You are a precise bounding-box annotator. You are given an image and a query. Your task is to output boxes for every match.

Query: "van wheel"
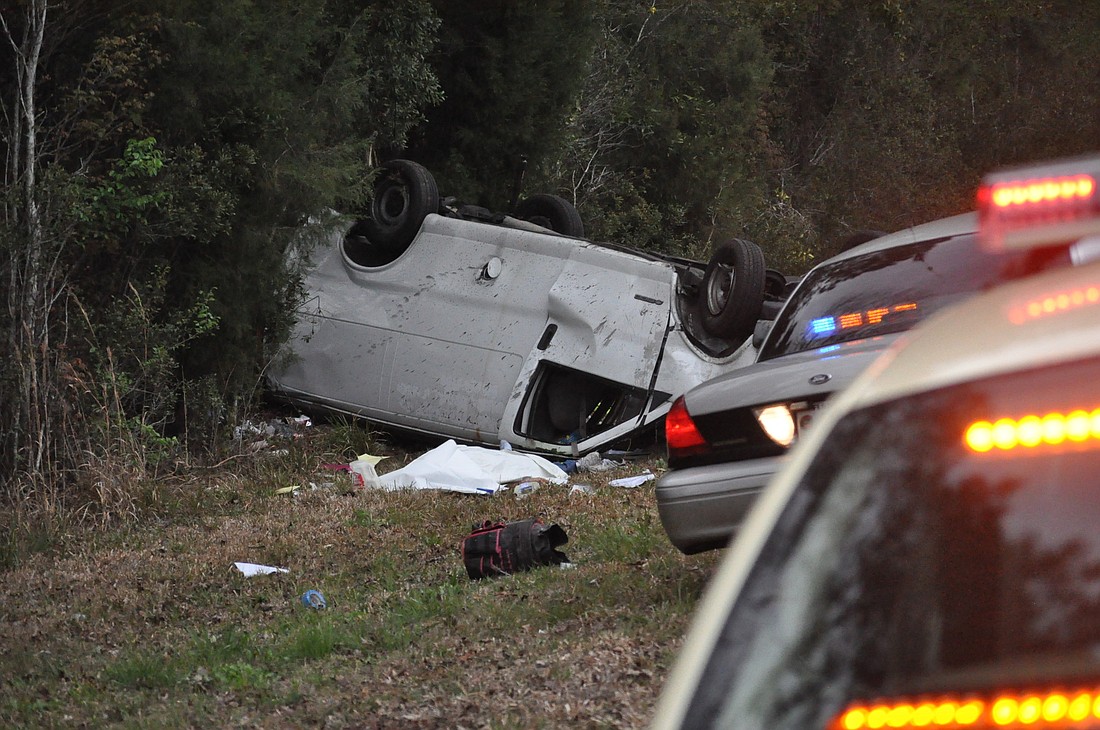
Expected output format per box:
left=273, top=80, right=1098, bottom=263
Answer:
left=515, top=194, right=585, bottom=237
left=360, top=159, right=440, bottom=254
left=764, top=268, right=790, bottom=300
left=699, top=239, right=766, bottom=342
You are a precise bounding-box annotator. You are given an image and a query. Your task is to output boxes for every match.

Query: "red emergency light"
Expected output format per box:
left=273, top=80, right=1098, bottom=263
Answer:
left=978, top=154, right=1100, bottom=250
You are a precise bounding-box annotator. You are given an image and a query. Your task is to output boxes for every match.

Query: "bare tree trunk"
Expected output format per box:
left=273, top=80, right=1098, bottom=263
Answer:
left=2, top=0, right=55, bottom=489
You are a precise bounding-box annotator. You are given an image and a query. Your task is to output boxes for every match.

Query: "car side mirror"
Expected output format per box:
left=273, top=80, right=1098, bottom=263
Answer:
left=1071, top=236, right=1100, bottom=265
left=752, top=320, right=771, bottom=349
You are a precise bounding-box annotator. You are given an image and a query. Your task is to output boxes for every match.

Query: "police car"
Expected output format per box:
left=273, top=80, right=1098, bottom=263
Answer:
left=651, top=153, right=1100, bottom=730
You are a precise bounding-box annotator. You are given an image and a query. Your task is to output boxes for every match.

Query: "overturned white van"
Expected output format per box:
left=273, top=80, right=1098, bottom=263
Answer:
left=267, top=160, right=787, bottom=456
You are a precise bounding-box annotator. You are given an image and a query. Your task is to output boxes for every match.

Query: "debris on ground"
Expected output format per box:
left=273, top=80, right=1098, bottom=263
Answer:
left=233, top=562, right=289, bottom=577
left=558, top=450, right=637, bottom=473
left=608, top=470, right=656, bottom=488
left=461, top=519, right=570, bottom=579
left=349, top=458, right=380, bottom=488
left=233, top=414, right=313, bottom=452
left=512, top=480, right=541, bottom=499
left=300, top=590, right=327, bottom=609
left=576, top=451, right=625, bottom=472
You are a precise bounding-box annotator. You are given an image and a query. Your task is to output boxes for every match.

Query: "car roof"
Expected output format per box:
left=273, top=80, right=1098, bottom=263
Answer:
left=823, top=211, right=978, bottom=265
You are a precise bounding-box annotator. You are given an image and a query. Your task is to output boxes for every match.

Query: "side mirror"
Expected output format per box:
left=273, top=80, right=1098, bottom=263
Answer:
left=752, top=320, right=772, bottom=349
left=1071, top=236, right=1100, bottom=265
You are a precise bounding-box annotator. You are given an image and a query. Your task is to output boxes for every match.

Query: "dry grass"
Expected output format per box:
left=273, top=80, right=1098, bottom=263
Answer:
left=0, top=421, right=720, bottom=728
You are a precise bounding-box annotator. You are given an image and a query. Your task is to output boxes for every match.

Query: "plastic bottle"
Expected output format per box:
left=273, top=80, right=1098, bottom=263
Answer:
left=300, top=590, right=327, bottom=609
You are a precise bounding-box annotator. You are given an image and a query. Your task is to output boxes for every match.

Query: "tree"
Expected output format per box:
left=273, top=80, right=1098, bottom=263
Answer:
left=135, top=0, right=442, bottom=411
left=752, top=0, right=1100, bottom=261
left=0, top=0, right=444, bottom=506
left=0, top=1, right=147, bottom=494
left=552, top=1, right=773, bottom=260
left=407, top=0, right=598, bottom=208
left=1, top=0, right=52, bottom=489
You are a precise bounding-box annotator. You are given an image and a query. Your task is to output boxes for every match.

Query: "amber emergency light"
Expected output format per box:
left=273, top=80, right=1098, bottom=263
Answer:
left=831, top=687, right=1100, bottom=729
left=964, top=407, right=1100, bottom=453
left=978, top=154, right=1100, bottom=251
left=1008, top=284, right=1100, bottom=324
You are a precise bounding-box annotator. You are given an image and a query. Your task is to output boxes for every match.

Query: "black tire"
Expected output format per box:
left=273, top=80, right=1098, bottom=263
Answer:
left=514, top=194, right=585, bottom=237
left=360, top=159, right=439, bottom=254
left=699, top=238, right=767, bottom=341
left=764, top=268, right=789, bottom=300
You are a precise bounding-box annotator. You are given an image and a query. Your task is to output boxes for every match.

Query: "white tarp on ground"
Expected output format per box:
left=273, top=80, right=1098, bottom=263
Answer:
left=373, top=439, right=568, bottom=495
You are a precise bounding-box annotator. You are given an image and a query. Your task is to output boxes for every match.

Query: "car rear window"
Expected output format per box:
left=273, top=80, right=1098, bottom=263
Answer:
left=681, top=355, right=1100, bottom=730
left=758, top=233, right=1071, bottom=361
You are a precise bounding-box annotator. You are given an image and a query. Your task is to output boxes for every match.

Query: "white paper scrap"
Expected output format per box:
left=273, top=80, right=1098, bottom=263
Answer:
left=608, top=470, right=655, bottom=489
left=234, top=562, right=289, bottom=577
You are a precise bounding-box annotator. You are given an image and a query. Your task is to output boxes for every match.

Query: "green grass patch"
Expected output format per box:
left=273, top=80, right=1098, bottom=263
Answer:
left=106, top=650, right=184, bottom=690
left=281, top=617, right=357, bottom=661
left=0, top=428, right=719, bottom=728
left=210, top=661, right=276, bottom=691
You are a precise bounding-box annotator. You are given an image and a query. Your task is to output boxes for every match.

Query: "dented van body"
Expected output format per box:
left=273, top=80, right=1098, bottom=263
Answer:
left=267, top=206, right=777, bottom=456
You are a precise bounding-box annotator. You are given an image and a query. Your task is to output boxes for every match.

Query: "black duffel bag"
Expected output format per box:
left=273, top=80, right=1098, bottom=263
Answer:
left=461, top=519, right=570, bottom=580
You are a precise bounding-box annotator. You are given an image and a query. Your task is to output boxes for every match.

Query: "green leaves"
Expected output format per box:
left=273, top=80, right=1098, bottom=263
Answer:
left=555, top=1, right=772, bottom=257
left=82, top=137, right=167, bottom=227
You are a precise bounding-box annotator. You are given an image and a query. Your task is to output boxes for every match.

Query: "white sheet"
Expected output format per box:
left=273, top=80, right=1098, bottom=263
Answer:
left=374, top=440, right=568, bottom=495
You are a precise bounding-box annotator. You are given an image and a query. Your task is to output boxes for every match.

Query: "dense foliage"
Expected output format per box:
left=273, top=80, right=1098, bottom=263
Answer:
left=2, top=0, right=1099, bottom=511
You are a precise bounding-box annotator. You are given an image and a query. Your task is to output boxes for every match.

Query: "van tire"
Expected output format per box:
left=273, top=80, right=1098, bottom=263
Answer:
left=361, top=159, right=440, bottom=255
left=515, top=194, right=585, bottom=237
left=699, top=238, right=766, bottom=342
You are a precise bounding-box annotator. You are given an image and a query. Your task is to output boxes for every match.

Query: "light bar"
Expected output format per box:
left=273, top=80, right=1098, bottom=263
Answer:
left=978, top=153, right=1100, bottom=250
left=964, top=407, right=1100, bottom=452
left=987, top=175, right=1095, bottom=210
left=831, top=687, right=1100, bottom=729
left=807, top=303, right=918, bottom=338
left=1008, top=283, right=1100, bottom=324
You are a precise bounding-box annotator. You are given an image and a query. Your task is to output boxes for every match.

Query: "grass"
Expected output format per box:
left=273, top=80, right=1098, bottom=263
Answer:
left=0, top=419, right=720, bottom=728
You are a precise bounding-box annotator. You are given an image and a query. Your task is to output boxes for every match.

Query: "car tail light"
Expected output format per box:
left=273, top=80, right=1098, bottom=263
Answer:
left=830, top=687, right=1100, bottom=729
left=664, top=396, right=707, bottom=458
left=978, top=154, right=1100, bottom=250
left=964, top=407, right=1100, bottom=453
